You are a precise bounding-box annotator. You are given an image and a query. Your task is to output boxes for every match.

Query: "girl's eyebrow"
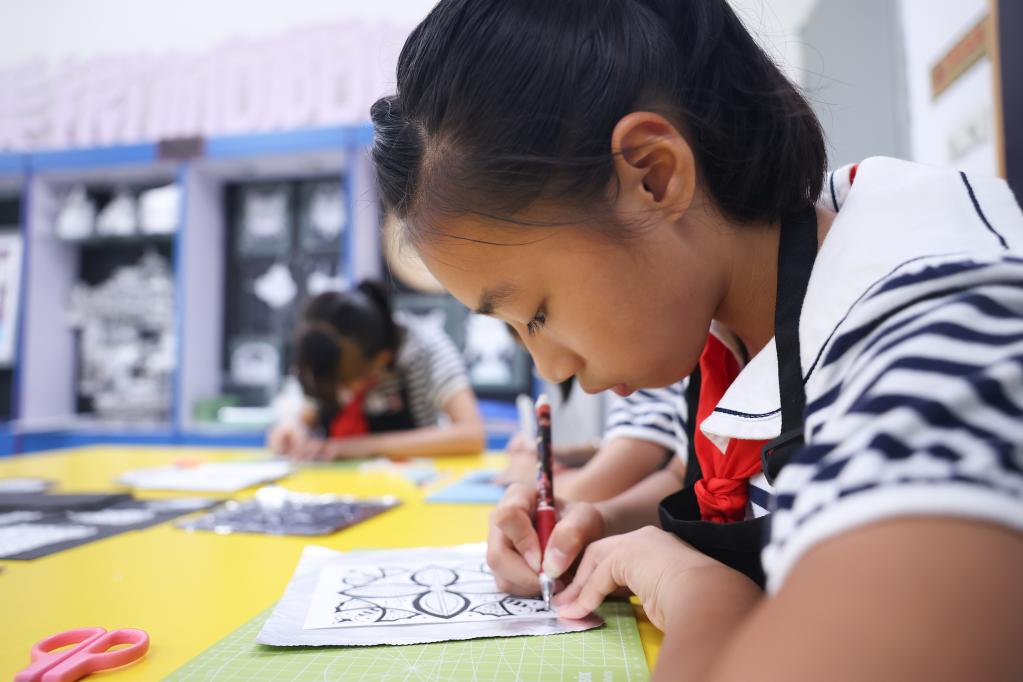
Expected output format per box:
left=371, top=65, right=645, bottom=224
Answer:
left=475, top=283, right=519, bottom=315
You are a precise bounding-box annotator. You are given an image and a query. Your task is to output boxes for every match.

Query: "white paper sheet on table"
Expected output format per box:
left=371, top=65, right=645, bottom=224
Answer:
left=118, top=461, right=293, bottom=492
left=0, top=477, right=53, bottom=494
left=258, top=543, right=603, bottom=647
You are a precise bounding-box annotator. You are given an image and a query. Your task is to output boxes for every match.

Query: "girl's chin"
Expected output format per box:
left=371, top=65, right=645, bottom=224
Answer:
left=612, top=383, right=633, bottom=397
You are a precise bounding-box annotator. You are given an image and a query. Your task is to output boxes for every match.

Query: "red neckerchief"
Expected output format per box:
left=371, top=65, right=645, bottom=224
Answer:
left=692, top=334, right=769, bottom=523
left=329, top=387, right=371, bottom=439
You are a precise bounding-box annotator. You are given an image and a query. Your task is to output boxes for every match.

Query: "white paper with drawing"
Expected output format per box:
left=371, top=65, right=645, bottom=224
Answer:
left=257, top=543, right=601, bottom=647
left=304, top=557, right=556, bottom=630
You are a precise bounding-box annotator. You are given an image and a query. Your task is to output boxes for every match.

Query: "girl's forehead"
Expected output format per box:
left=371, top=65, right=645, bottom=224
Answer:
left=416, top=219, right=550, bottom=279
left=415, top=211, right=630, bottom=305
left=418, top=242, right=521, bottom=311
left=418, top=213, right=606, bottom=267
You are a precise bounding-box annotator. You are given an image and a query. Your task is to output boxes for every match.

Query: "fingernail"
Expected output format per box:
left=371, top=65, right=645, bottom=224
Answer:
left=542, top=548, right=567, bottom=578
left=524, top=549, right=540, bottom=573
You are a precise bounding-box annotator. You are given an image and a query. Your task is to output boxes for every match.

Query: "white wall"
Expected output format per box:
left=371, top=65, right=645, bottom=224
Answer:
left=0, top=0, right=815, bottom=80
left=729, top=0, right=819, bottom=85
left=899, top=0, right=998, bottom=176
left=0, top=0, right=437, bottom=68
left=798, top=0, right=911, bottom=167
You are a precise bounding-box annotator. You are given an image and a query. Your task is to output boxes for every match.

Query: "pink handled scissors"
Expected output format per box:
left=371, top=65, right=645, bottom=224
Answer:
left=15, top=627, right=149, bottom=682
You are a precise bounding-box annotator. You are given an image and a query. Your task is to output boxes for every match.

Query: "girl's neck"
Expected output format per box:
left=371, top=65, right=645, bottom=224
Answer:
left=715, top=206, right=836, bottom=359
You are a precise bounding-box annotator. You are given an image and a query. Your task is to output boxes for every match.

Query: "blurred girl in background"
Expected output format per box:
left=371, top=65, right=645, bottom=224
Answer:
left=268, top=280, right=485, bottom=460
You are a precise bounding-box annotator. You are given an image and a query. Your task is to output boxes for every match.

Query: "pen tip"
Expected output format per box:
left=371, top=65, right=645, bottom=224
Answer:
left=536, top=393, right=550, bottom=409
left=539, top=572, right=553, bottom=610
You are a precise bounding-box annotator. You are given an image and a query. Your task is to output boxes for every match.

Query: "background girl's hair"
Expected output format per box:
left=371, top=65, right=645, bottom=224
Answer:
left=293, top=279, right=399, bottom=400
left=295, top=325, right=344, bottom=406
left=371, top=0, right=826, bottom=236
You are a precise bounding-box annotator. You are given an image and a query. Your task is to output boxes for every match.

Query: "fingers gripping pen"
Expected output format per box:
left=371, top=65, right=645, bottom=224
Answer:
left=534, top=394, right=556, bottom=609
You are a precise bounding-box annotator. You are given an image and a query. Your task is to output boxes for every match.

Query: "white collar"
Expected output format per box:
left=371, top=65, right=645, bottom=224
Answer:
left=701, top=157, right=1023, bottom=445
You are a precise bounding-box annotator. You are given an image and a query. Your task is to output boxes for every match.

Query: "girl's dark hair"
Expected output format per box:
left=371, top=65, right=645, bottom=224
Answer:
left=294, top=280, right=399, bottom=403
left=371, top=0, right=826, bottom=237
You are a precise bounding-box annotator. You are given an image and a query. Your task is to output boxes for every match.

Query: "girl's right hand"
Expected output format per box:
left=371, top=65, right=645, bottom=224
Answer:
left=486, top=482, right=605, bottom=596
left=267, top=422, right=308, bottom=455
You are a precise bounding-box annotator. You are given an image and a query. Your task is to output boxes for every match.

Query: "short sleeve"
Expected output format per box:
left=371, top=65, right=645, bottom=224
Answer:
left=392, top=316, right=472, bottom=428
left=603, top=382, right=688, bottom=460
left=422, top=325, right=472, bottom=410
left=763, top=262, right=1023, bottom=592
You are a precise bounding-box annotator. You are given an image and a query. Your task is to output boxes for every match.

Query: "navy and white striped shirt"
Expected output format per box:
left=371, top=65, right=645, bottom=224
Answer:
left=604, top=382, right=687, bottom=455
left=699, top=157, right=1023, bottom=592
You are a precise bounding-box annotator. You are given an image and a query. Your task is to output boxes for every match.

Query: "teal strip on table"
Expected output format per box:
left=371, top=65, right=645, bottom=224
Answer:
left=426, top=470, right=506, bottom=504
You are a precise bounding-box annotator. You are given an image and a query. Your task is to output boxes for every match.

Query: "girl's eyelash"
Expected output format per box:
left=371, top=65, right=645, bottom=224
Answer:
left=526, top=307, right=547, bottom=337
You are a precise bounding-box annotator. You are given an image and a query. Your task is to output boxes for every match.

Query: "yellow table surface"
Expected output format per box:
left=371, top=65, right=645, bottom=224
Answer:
left=0, top=446, right=662, bottom=679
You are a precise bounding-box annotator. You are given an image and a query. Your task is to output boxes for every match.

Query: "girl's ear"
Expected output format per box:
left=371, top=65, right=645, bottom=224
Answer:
left=610, top=112, right=697, bottom=225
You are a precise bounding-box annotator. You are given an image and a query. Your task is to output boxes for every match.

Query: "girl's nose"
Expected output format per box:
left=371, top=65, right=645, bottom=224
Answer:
left=527, top=338, right=583, bottom=385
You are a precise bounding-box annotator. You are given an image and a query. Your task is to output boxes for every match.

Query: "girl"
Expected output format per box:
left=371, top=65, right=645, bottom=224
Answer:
left=370, top=1, right=1023, bottom=679
left=268, top=280, right=486, bottom=459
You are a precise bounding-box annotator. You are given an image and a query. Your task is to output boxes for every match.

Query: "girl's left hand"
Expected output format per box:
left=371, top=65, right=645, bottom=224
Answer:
left=320, top=436, right=379, bottom=460
left=554, top=526, right=752, bottom=631
left=286, top=437, right=326, bottom=460
left=288, top=436, right=377, bottom=461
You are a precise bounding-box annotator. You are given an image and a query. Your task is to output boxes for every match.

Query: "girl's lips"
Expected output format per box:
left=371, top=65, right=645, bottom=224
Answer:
left=612, top=383, right=633, bottom=397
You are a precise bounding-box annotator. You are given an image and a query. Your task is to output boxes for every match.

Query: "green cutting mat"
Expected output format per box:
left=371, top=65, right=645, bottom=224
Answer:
left=166, top=601, right=649, bottom=682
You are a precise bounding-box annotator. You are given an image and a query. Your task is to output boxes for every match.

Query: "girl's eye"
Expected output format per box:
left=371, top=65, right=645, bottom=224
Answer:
left=526, top=307, right=547, bottom=337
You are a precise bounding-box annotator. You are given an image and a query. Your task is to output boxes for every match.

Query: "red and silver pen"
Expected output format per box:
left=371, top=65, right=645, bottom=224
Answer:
left=534, top=394, right=556, bottom=609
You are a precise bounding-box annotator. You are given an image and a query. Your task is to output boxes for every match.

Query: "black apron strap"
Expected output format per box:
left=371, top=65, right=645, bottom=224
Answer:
left=760, top=204, right=818, bottom=485
left=682, top=366, right=702, bottom=489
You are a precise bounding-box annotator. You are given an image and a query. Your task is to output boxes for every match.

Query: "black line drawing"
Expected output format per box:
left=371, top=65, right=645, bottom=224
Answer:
left=328, top=561, right=551, bottom=626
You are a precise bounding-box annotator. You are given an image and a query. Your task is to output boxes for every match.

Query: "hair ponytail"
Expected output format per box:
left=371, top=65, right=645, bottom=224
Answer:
left=295, top=325, right=343, bottom=408
left=370, top=96, right=425, bottom=218
left=355, top=279, right=399, bottom=354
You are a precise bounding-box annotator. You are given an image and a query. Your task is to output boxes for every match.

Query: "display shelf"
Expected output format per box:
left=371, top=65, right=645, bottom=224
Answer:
left=1, top=127, right=523, bottom=455
left=29, top=143, right=158, bottom=173
left=19, top=153, right=181, bottom=434
left=0, top=155, right=28, bottom=439
left=0, top=152, right=27, bottom=178
left=0, top=423, right=13, bottom=456
left=176, top=125, right=379, bottom=434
